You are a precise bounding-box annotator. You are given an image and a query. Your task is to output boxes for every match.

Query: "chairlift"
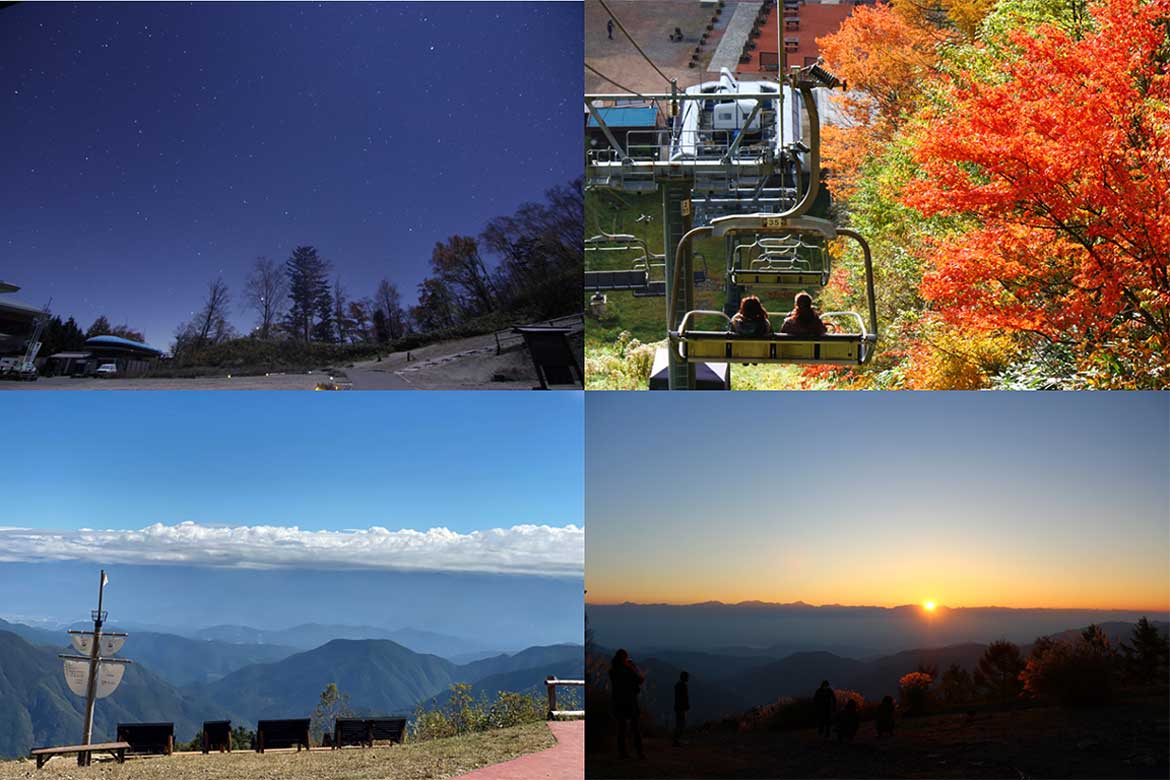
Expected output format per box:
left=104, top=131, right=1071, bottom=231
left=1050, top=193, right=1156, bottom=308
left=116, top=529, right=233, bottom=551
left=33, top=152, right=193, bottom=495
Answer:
left=729, top=235, right=830, bottom=289
left=668, top=214, right=878, bottom=367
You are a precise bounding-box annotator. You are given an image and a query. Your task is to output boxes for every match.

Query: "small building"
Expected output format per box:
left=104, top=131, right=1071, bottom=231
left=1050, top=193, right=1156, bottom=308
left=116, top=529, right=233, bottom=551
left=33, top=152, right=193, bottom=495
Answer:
left=0, top=282, right=41, bottom=357
left=586, top=105, right=663, bottom=156
left=47, top=335, right=164, bottom=378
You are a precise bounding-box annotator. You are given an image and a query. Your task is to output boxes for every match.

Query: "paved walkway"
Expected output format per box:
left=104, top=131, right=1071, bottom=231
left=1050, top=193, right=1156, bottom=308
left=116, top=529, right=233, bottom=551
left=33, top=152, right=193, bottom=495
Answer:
left=708, top=2, right=756, bottom=72
left=455, top=721, right=583, bottom=780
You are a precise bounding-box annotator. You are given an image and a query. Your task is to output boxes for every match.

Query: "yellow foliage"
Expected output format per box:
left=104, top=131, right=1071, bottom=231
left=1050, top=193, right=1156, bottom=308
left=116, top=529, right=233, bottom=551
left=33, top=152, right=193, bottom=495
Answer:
left=906, top=320, right=1023, bottom=389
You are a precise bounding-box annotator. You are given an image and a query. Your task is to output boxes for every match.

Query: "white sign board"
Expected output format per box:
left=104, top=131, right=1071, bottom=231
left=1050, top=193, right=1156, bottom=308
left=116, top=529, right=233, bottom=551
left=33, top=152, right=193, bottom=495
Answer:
left=69, top=633, right=126, bottom=656
left=61, top=659, right=127, bottom=699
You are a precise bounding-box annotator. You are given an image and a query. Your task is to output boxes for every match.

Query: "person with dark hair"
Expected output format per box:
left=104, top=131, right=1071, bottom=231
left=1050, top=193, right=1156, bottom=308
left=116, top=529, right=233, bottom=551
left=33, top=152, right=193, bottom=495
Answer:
left=836, top=698, right=859, bottom=742
left=730, top=295, right=771, bottom=337
left=779, top=291, right=828, bottom=336
left=813, top=680, right=836, bottom=739
left=875, top=695, right=896, bottom=737
left=673, top=671, right=690, bottom=746
left=607, top=18, right=614, bottom=39
left=609, top=649, right=645, bottom=759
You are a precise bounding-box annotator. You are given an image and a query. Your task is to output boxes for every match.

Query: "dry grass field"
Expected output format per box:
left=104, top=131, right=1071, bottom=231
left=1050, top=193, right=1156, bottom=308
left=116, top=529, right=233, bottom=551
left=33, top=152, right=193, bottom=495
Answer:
left=0, top=723, right=555, bottom=780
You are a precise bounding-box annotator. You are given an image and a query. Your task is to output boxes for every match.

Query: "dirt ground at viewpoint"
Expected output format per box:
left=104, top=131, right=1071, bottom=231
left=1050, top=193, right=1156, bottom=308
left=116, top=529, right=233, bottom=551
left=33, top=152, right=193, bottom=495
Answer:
left=587, top=696, right=1170, bottom=779
left=0, top=722, right=554, bottom=780
left=3, top=321, right=584, bottom=391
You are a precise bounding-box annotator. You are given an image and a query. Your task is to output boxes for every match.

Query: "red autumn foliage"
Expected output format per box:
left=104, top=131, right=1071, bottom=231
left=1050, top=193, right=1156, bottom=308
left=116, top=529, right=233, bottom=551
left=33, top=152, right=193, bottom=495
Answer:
left=901, top=0, right=1170, bottom=376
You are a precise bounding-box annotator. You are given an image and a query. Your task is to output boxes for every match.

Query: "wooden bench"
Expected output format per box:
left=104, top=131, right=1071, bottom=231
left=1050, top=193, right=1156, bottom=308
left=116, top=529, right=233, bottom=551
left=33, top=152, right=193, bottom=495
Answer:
left=368, top=717, right=406, bottom=744
left=116, top=722, right=174, bottom=755
left=255, top=719, right=311, bottom=753
left=201, top=720, right=232, bottom=753
left=333, top=717, right=407, bottom=748
left=30, top=741, right=129, bottom=769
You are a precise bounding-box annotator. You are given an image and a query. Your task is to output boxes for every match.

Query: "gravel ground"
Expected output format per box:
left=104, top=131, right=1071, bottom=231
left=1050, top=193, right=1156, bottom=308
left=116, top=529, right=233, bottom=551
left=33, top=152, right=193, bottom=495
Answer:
left=0, top=723, right=555, bottom=780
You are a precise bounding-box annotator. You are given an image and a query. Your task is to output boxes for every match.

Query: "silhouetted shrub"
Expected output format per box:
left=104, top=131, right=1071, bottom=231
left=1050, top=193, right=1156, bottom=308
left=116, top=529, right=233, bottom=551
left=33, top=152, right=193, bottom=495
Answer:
left=898, top=671, right=934, bottom=715
left=1021, top=633, right=1116, bottom=708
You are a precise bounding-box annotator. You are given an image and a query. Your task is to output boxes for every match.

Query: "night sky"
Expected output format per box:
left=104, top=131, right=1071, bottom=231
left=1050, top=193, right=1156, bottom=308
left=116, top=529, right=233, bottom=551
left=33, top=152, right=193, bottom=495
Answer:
left=1, top=2, right=582, bottom=348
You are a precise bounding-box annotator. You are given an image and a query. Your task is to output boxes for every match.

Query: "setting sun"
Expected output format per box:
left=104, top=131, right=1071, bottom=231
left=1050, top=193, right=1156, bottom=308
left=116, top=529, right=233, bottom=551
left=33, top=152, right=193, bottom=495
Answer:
left=924, top=600, right=937, bottom=612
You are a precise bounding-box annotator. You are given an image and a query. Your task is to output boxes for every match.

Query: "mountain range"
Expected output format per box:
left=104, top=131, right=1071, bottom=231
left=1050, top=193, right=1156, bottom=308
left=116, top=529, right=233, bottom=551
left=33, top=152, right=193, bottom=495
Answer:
left=587, top=601, right=1170, bottom=654
left=0, top=619, right=582, bottom=758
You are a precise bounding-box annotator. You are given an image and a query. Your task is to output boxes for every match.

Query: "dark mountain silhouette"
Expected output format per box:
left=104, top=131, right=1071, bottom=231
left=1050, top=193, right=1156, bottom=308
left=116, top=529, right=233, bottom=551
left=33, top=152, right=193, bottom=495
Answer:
left=588, top=602, right=1169, bottom=655
left=0, top=631, right=226, bottom=758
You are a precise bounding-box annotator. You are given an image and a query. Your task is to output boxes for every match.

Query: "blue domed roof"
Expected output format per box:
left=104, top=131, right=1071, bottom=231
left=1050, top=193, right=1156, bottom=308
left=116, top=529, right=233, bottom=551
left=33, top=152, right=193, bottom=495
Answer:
left=85, top=334, right=164, bottom=355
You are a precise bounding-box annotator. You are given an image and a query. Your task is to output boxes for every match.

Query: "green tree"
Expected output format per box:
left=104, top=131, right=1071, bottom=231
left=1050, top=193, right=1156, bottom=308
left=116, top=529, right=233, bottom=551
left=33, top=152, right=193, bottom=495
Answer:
left=310, top=683, right=352, bottom=743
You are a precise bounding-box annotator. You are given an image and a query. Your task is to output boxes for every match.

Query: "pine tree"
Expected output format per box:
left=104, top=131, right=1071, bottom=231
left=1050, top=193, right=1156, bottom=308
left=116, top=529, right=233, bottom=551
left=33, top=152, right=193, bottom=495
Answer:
left=284, top=246, right=330, bottom=342
left=1120, top=617, right=1170, bottom=686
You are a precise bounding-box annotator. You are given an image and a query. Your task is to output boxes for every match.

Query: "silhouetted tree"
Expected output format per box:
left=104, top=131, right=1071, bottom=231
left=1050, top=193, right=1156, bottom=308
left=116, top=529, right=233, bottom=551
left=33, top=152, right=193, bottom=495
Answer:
left=975, top=640, right=1024, bottom=705
left=939, top=663, right=974, bottom=705
left=430, top=235, right=496, bottom=316
left=85, top=315, right=112, bottom=338
left=1120, top=617, right=1170, bottom=686
left=374, top=279, right=407, bottom=340
left=332, top=277, right=356, bottom=344
left=371, top=308, right=390, bottom=345
left=174, top=278, right=235, bottom=354
left=284, top=245, right=331, bottom=342
left=412, top=277, right=460, bottom=332
left=243, top=256, right=287, bottom=339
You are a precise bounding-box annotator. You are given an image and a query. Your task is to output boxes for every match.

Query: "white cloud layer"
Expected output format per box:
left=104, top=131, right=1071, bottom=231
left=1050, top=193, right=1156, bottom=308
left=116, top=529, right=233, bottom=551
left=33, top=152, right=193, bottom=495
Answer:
left=0, top=522, right=584, bottom=577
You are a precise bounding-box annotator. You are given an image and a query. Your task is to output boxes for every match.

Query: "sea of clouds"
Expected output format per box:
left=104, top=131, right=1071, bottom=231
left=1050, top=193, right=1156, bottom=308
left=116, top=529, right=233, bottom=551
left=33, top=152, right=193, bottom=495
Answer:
left=0, top=521, right=584, bottom=576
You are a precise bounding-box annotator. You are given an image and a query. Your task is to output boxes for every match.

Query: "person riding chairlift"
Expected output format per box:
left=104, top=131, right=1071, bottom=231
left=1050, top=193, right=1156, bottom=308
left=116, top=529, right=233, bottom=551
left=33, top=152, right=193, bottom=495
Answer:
left=729, top=295, right=771, bottom=337
left=779, top=291, right=828, bottom=336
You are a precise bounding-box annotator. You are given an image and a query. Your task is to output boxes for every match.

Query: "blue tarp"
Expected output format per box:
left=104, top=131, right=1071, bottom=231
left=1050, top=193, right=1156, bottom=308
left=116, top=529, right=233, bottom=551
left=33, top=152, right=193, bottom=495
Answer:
left=587, top=106, right=660, bottom=128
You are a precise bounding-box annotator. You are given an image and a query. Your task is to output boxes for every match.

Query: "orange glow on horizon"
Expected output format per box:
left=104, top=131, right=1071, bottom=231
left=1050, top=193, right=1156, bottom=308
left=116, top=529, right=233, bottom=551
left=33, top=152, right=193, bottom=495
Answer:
left=923, top=600, right=937, bottom=612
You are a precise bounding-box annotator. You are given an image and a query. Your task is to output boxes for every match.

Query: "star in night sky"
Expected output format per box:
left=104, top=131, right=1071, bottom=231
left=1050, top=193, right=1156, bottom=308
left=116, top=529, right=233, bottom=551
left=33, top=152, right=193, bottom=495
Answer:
left=1, top=2, right=582, bottom=347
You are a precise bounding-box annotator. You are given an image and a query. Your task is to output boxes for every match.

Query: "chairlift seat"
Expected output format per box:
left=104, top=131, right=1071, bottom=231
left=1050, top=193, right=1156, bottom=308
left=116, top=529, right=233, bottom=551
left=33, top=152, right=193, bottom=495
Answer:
left=584, top=269, right=650, bottom=292
left=673, top=310, right=875, bottom=365
left=729, top=269, right=827, bottom=289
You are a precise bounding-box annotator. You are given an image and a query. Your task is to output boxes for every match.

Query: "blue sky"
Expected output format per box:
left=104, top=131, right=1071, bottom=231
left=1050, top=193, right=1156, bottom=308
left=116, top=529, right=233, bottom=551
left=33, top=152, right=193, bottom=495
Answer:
left=3, top=391, right=583, bottom=532
left=586, top=391, right=1170, bottom=609
left=0, top=2, right=581, bottom=347
left=0, top=392, right=584, bottom=579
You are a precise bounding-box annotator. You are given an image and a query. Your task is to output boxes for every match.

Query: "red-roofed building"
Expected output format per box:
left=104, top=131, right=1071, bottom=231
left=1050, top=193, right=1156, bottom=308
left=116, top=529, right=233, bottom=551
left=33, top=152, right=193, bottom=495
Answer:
left=738, top=1, right=858, bottom=74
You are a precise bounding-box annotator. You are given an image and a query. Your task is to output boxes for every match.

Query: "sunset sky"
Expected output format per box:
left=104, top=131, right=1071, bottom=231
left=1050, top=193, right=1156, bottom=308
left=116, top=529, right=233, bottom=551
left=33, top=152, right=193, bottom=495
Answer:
left=586, top=392, right=1169, bottom=611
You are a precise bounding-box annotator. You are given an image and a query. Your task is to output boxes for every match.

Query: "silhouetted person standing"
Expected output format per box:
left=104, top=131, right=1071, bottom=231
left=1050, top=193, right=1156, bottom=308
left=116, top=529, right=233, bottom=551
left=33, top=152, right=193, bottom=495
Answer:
left=875, top=695, right=895, bottom=738
left=673, top=671, right=690, bottom=746
left=836, top=699, right=859, bottom=742
left=813, top=680, right=836, bottom=739
left=607, top=18, right=614, bottom=39
left=610, top=649, right=645, bottom=759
